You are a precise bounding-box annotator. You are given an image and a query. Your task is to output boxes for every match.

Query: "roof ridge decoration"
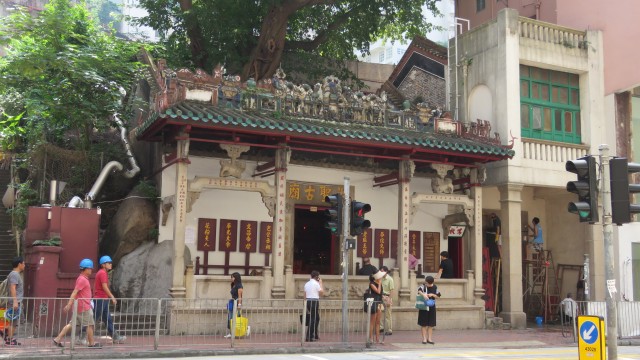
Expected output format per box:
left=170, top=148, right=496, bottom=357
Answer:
left=138, top=50, right=513, bottom=150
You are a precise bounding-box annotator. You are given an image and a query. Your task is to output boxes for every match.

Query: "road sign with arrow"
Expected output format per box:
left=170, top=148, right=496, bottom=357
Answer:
left=578, top=315, right=605, bottom=359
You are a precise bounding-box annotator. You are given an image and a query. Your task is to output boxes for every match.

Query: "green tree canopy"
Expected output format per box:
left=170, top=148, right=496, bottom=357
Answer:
left=0, top=0, right=145, bottom=152
left=137, top=0, right=439, bottom=81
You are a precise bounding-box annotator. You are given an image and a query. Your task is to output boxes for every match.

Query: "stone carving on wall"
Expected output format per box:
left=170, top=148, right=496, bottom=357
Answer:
left=262, top=196, right=275, bottom=217
left=431, top=163, right=454, bottom=194
left=441, top=211, right=470, bottom=240
left=219, top=144, right=250, bottom=178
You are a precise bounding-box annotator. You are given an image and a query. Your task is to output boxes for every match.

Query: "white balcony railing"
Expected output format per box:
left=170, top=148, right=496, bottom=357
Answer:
left=519, top=17, right=588, bottom=49
left=522, top=138, right=589, bottom=163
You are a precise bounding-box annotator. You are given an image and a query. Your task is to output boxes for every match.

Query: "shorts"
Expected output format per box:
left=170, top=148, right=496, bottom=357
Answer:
left=71, top=310, right=95, bottom=327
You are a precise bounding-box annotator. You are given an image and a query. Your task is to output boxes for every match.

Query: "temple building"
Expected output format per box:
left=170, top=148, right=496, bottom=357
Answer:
left=131, top=48, right=514, bottom=329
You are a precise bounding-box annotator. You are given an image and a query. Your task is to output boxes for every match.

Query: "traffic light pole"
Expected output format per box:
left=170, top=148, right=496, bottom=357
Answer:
left=341, top=176, right=350, bottom=343
left=599, top=144, right=618, bottom=360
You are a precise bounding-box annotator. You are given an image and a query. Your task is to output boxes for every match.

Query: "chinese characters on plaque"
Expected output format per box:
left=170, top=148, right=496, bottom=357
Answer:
left=374, top=229, right=390, bottom=258
left=197, top=218, right=216, bottom=251
left=239, top=220, right=257, bottom=252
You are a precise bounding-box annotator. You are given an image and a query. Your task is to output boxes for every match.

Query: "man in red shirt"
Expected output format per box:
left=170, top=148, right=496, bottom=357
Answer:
left=94, top=255, right=125, bottom=343
left=52, top=259, right=101, bottom=348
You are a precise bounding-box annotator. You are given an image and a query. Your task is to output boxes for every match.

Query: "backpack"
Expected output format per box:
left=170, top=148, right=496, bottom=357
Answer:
left=0, top=277, right=9, bottom=308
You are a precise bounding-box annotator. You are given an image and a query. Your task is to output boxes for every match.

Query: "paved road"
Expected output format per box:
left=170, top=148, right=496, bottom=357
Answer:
left=107, top=346, right=640, bottom=360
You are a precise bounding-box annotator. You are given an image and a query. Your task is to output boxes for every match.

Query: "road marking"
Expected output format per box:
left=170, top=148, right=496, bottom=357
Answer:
left=302, top=355, right=330, bottom=360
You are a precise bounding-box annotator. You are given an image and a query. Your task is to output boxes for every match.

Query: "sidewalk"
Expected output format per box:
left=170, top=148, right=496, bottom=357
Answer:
left=2, top=324, right=639, bottom=359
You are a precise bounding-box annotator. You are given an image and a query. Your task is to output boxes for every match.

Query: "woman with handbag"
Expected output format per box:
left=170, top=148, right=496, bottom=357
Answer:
left=224, top=272, right=243, bottom=338
left=368, top=270, right=385, bottom=344
left=417, top=275, right=441, bottom=345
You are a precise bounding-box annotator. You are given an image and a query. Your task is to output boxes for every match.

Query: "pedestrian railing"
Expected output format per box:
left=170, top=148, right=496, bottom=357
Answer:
left=0, top=296, right=385, bottom=354
left=557, top=301, right=640, bottom=342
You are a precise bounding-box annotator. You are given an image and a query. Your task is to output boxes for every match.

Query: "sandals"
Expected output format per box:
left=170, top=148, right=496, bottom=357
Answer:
left=52, top=339, right=64, bottom=347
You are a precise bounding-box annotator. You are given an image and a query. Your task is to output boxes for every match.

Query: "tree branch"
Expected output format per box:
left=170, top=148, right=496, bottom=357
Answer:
left=286, top=4, right=365, bottom=52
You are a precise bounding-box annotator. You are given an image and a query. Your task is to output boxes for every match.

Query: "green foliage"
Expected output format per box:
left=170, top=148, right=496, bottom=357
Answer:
left=0, top=0, right=146, bottom=153
left=0, top=112, right=26, bottom=151
left=134, top=180, right=159, bottom=204
left=7, top=181, right=39, bottom=229
left=32, top=237, right=62, bottom=246
left=137, top=0, right=439, bottom=78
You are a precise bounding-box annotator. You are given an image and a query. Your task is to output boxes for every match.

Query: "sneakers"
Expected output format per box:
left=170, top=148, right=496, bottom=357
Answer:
left=76, top=337, right=88, bottom=346
left=113, top=335, right=127, bottom=344
left=88, top=343, right=102, bottom=348
left=5, top=338, right=21, bottom=346
left=223, top=334, right=232, bottom=338
left=246, top=326, right=251, bottom=337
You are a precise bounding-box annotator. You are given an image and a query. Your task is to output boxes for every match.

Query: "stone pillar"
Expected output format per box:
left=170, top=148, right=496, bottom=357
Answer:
left=271, top=146, right=290, bottom=298
left=397, top=159, right=414, bottom=305
left=262, top=267, right=274, bottom=300
left=185, top=264, right=195, bottom=299
left=470, top=184, right=485, bottom=305
left=409, top=269, right=417, bottom=301
left=170, top=137, right=190, bottom=298
left=498, top=183, right=527, bottom=328
left=284, top=265, right=294, bottom=299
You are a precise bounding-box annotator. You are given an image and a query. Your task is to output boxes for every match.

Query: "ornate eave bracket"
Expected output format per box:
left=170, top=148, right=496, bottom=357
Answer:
left=430, top=163, right=454, bottom=194
left=219, top=144, right=250, bottom=178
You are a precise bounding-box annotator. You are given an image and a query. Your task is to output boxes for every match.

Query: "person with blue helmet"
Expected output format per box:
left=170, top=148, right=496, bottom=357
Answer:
left=53, top=258, right=101, bottom=348
left=3, top=257, right=25, bottom=346
left=93, top=255, right=125, bottom=343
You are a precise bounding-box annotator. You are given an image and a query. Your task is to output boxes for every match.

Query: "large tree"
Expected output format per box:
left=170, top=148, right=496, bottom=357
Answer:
left=0, top=0, right=144, bottom=151
left=137, top=0, right=440, bottom=81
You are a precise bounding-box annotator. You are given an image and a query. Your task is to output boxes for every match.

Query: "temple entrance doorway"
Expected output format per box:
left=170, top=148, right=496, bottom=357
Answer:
left=293, top=206, right=337, bottom=275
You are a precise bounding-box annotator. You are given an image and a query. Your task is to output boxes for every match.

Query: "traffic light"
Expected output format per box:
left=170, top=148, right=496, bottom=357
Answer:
left=350, top=201, right=371, bottom=236
left=566, top=155, right=599, bottom=223
left=609, top=157, right=640, bottom=225
left=324, top=194, right=343, bottom=235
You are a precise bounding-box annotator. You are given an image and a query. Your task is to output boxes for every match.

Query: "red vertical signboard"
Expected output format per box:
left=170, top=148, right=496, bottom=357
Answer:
left=240, top=220, right=257, bottom=252
left=219, top=219, right=238, bottom=252
left=357, top=228, right=374, bottom=257
left=409, top=231, right=421, bottom=258
left=197, top=218, right=216, bottom=251
left=259, top=222, right=273, bottom=253
left=374, top=229, right=390, bottom=258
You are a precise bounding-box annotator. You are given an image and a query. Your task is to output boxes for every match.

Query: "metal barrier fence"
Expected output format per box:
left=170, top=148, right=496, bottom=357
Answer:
left=558, top=300, right=640, bottom=342
left=1, top=297, right=385, bottom=354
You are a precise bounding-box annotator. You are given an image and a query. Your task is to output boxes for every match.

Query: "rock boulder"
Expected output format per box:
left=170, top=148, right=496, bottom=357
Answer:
left=113, top=240, right=191, bottom=313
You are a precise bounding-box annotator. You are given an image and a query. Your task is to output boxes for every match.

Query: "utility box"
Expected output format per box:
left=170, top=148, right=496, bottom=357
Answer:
left=23, top=206, right=100, bottom=337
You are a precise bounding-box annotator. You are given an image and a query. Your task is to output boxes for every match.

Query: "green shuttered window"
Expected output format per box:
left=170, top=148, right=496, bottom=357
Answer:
left=520, top=65, right=581, bottom=144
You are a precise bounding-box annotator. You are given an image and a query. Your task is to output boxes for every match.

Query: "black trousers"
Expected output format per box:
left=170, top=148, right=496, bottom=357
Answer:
left=306, top=299, right=320, bottom=340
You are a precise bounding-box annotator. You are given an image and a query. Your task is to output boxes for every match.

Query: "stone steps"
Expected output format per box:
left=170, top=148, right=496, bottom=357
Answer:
left=0, top=167, right=16, bottom=280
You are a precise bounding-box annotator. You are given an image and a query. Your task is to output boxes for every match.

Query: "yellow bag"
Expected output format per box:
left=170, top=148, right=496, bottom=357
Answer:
left=230, top=315, right=248, bottom=338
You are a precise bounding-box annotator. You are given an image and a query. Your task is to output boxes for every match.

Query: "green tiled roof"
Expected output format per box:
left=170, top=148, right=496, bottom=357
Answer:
left=138, top=101, right=515, bottom=158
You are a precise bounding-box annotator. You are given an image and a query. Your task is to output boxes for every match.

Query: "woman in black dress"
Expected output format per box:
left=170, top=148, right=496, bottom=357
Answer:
left=417, top=275, right=441, bottom=344
left=368, top=270, right=385, bottom=344
left=225, top=272, right=243, bottom=338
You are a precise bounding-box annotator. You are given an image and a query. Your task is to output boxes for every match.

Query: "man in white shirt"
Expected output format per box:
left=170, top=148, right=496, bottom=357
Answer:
left=560, top=292, right=578, bottom=324
left=303, top=270, right=324, bottom=342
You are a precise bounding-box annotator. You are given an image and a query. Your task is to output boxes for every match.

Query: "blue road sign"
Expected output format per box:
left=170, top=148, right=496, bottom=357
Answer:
left=579, top=320, right=598, bottom=345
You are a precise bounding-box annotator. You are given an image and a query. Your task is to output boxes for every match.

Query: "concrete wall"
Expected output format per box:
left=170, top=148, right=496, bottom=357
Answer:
left=345, top=61, right=395, bottom=92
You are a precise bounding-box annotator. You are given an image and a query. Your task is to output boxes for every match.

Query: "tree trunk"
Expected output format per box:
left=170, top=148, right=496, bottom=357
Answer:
left=241, top=5, right=292, bottom=81
left=179, top=0, right=208, bottom=69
